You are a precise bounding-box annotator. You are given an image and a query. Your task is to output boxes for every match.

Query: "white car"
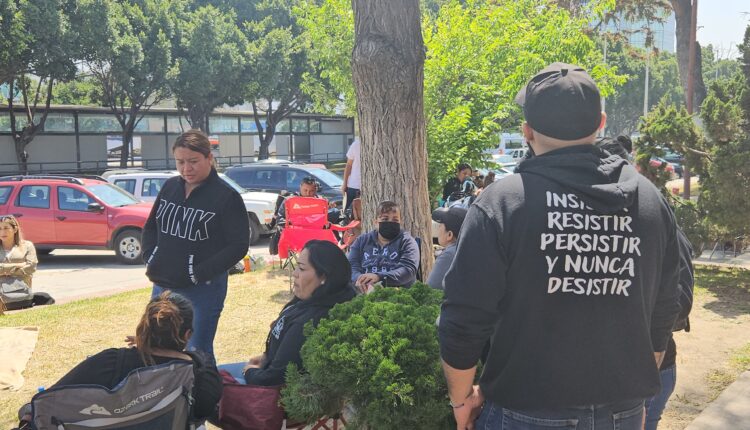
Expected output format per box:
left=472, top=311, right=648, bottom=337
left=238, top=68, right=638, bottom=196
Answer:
left=104, top=170, right=277, bottom=244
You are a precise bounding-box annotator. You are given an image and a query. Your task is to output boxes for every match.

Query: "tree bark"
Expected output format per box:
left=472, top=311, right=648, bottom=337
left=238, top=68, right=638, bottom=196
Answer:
left=352, top=0, right=434, bottom=276
left=188, top=106, right=207, bottom=131
left=670, top=0, right=706, bottom=110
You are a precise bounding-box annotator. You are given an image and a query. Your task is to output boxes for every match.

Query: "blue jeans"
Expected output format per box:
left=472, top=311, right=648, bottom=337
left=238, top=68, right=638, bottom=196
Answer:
left=218, top=362, right=247, bottom=384
left=644, top=365, right=677, bottom=430
left=151, top=272, right=228, bottom=365
left=475, top=399, right=644, bottom=429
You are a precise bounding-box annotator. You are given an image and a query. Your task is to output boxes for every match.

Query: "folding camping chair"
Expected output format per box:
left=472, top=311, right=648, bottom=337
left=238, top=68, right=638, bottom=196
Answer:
left=277, top=197, right=359, bottom=286
left=29, top=361, right=196, bottom=430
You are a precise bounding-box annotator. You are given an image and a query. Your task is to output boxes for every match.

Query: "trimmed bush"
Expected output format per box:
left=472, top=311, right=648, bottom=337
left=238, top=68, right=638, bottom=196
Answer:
left=281, top=283, right=452, bottom=429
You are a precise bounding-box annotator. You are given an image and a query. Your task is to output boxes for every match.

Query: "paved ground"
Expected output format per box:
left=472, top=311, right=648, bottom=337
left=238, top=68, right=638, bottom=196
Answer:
left=682, top=249, right=750, bottom=429
left=33, top=238, right=273, bottom=304
left=686, top=371, right=750, bottom=430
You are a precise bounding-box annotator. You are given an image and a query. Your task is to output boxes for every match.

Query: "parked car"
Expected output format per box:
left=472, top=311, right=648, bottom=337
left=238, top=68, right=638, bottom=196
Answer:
left=508, top=148, right=529, bottom=162
left=105, top=170, right=277, bottom=244
left=0, top=175, right=152, bottom=264
left=224, top=163, right=345, bottom=206
left=650, top=158, right=676, bottom=178
left=662, top=151, right=684, bottom=178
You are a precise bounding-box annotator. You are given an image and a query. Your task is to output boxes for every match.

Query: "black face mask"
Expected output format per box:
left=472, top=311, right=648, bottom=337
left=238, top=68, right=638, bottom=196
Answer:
left=378, top=221, right=401, bottom=240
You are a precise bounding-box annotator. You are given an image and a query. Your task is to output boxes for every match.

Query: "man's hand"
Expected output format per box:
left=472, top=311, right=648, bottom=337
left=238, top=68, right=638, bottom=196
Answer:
left=248, top=354, right=266, bottom=366
left=452, top=385, right=484, bottom=430
left=341, top=183, right=347, bottom=193
left=355, top=273, right=380, bottom=293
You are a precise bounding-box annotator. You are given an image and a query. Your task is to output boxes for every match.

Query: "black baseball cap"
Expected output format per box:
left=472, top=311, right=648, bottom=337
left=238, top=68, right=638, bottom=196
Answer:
left=515, top=62, right=602, bottom=141
left=432, top=206, right=468, bottom=237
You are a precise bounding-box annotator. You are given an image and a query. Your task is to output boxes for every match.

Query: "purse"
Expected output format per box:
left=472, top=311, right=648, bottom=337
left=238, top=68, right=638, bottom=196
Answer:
left=0, top=277, right=33, bottom=310
left=217, top=370, right=285, bottom=430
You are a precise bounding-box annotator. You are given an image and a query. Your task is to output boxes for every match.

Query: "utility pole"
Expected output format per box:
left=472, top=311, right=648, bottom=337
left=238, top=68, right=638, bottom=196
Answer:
left=683, top=0, right=698, bottom=200
left=643, top=51, right=650, bottom=117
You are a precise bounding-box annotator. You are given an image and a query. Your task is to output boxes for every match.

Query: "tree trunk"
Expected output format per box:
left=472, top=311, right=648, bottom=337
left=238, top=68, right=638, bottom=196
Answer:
left=120, top=127, right=133, bottom=168
left=670, top=0, right=706, bottom=111
left=258, top=128, right=275, bottom=160
left=188, top=106, right=207, bottom=131
left=352, top=0, right=434, bottom=277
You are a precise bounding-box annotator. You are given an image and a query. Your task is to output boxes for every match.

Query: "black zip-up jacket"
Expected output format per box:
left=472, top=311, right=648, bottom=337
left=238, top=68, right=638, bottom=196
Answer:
left=142, top=169, right=249, bottom=288
left=439, top=145, right=681, bottom=409
left=244, top=284, right=356, bottom=386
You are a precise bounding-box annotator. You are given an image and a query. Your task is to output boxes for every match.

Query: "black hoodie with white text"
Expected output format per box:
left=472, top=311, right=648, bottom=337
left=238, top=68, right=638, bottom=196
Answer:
left=142, top=169, right=249, bottom=288
left=439, top=145, right=681, bottom=409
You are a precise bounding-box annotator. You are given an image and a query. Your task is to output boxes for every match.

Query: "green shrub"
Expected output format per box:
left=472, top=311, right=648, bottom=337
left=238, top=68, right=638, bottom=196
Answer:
left=281, top=283, right=452, bottom=429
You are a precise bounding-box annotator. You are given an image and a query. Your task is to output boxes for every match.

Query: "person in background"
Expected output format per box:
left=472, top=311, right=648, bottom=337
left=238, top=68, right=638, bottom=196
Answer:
left=341, top=137, right=361, bottom=212
left=16, top=292, right=222, bottom=426
left=0, top=215, right=37, bottom=311
left=347, top=200, right=420, bottom=292
left=142, top=129, right=249, bottom=365
left=274, top=176, right=327, bottom=225
left=483, top=171, right=496, bottom=188
left=220, top=241, right=355, bottom=386
left=596, top=137, right=695, bottom=430
left=442, top=163, right=473, bottom=204
left=427, top=206, right=467, bottom=290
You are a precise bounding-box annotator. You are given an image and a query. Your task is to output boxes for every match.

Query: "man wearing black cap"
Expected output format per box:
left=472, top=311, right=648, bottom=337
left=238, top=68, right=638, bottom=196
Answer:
left=427, top=206, right=468, bottom=290
left=439, top=63, right=681, bottom=429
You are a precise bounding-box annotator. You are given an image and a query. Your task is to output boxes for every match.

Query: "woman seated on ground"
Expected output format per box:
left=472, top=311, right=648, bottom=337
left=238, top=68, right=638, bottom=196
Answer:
left=0, top=215, right=37, bottom=311
left=17, top=292, right=222, bottom=424
left=221, top=240, right=356, bottom=386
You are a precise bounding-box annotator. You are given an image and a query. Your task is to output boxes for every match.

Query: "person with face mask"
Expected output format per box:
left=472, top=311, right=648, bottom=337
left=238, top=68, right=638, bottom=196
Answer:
left=347, top=200, right=420, bottom=292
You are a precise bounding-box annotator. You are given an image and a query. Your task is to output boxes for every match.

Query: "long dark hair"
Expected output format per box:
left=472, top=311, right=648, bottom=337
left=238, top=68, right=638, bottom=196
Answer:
left=135, top=291, right=194, bottom=365
left=303, top=240, right=351, bottom=297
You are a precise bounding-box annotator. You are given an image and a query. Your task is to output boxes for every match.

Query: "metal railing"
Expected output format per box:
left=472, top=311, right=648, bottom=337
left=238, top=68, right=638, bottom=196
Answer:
left=0, top=152, right=347, bottom=176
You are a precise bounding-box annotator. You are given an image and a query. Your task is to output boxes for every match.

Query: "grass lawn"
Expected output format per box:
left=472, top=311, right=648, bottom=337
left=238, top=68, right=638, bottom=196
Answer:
left=692, top=265, right=750, bottom=397
left=0, top=269, right=292, bottom=428
left=2, top=265, right=749, bottom=428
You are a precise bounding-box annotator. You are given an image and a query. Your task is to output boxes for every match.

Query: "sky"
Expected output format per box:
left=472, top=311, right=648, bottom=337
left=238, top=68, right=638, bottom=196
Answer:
left=697, top=0, right=749, bottom=58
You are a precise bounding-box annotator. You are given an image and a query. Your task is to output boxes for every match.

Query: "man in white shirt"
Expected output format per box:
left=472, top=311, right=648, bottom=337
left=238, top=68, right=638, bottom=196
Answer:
left=342, top=138, right=361, bottom=212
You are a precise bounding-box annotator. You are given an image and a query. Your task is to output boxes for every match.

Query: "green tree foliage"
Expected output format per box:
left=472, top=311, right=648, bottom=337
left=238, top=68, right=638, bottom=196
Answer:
left=170, top=5, right=247, bottom=131
left=702, top=44, right=741, bottom=87
left=77, top=0, right=177, bottom=166
left=697, top=25, right=750, bottom=237
left=605, top=41, right=683, bottom=136
left=282, top=284, right=452, bottom=429
left=636, top=99, right=704, bottom=189
left=296, top=0, right=619, bottom=200
left=4, top=0, right=79, bottom=170
left=52, top=77, right=103, bottom=106
left=0, top=0, right=28, bottom=85
left=424, top=0, right=620, bottom=199
left=237, top=0, right=324, bottom=159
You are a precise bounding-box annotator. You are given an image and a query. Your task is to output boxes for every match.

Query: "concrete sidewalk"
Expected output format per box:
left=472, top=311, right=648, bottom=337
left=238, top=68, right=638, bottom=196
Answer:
left=694, top=248, right=750, bottom=269
left=686, top=371, right=750, bottom=430
left=688, top=251, right=750, bottom=429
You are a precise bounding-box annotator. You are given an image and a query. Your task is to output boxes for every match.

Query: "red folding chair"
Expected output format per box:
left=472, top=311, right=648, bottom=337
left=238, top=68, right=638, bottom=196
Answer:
left=277, top=196, right=360, bottom=264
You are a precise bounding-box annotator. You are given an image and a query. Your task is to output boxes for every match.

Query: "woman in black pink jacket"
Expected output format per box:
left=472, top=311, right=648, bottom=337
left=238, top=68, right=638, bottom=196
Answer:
left=142, top=129, right=249, bottom=365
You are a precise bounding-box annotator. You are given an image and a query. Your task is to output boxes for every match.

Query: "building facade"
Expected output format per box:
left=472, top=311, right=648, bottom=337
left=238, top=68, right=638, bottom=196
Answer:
left=0, top=106, right=355, bottom=174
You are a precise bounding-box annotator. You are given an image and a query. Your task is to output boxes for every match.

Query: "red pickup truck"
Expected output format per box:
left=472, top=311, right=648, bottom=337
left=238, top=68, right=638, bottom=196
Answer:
left=0, top=175, right=152, bottom=264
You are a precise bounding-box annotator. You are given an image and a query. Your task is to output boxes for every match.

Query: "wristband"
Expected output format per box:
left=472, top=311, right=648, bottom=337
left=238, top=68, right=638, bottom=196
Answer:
left=449, top=389, right=474, bottom=409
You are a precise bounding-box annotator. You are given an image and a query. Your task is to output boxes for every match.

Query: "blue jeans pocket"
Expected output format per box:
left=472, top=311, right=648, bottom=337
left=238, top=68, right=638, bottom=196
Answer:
left=613, top=403, right=644, bottom=430
left=502, top=409, right=578, bottom=429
